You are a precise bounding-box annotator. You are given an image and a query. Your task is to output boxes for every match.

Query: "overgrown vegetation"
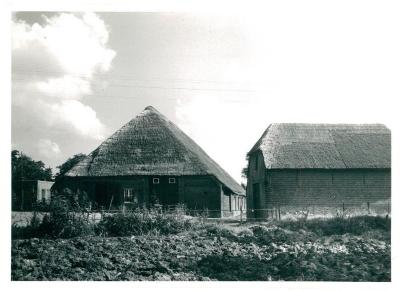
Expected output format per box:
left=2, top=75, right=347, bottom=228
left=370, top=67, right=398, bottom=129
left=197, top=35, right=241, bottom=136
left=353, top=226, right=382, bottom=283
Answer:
left=11, top=191, right=391, bottom=281
left=12, top=216, right=390, bottom=281
left=278, top=215, right=390, bottom=236
left=12, top=192, right=195, bottom=239
left=12, top=190, right=94, bottom=239
left=96, top=209, right=195, bottom=237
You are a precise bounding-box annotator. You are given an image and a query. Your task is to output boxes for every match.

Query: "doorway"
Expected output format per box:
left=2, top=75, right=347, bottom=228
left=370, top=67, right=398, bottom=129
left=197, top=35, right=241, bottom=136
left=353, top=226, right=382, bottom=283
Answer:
left=149, top=176, right=179, bottom=206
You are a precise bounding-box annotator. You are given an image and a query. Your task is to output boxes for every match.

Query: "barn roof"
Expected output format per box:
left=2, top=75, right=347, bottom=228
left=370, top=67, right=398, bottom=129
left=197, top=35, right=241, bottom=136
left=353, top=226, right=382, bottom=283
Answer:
left=65, top=106, right=244, bottom=195
left=249, top=123, right=391, bottom=169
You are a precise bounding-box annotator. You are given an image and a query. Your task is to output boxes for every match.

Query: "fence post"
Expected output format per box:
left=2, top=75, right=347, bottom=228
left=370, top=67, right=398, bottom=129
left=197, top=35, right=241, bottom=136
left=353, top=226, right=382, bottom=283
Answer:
left=367, top=201, right=370, bottom=214
left=278, top=205, right=281, bottom=221
left=387, top=201, right=390, bottom=215
left=240, top=206, right=243, bottom=224
left=342, top=202, right=345, bottom=216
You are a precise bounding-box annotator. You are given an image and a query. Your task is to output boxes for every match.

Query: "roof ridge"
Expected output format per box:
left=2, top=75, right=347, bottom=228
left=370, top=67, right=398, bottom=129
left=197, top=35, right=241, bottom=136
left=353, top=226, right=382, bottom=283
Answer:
left=248, top=124, right=272, bottom=155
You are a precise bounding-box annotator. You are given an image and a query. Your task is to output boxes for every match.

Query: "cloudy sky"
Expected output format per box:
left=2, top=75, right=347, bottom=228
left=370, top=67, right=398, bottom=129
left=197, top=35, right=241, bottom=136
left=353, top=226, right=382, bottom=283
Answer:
left=11, top=6, right=399, bottom=182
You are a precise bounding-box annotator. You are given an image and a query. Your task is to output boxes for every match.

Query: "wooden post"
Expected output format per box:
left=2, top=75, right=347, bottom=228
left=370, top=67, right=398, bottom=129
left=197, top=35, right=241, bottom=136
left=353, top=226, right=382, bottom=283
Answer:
left=387, top=201, right=390, bottom=215
left=367, top=201, right=370, bottom=214
left=108, top=195, right=114, bottom=211
left=240, top=206, right=243, bottom=224
left=278, top=205, right=281, bottom=221
left=342, top=202, right=345, bottom=216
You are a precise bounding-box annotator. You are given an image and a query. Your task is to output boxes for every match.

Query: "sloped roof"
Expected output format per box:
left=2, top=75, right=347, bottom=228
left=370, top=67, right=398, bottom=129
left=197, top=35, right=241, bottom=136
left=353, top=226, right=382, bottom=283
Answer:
left=65, top=106, right=244, bottom=195
left=249, top=123, right=391, bottom=169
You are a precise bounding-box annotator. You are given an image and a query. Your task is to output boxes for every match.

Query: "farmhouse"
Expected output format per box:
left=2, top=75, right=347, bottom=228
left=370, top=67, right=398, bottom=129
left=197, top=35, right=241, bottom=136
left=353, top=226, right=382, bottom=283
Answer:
left=56, top=106, right=245, bottom=217
left=246, top=123, right=391, bottom=219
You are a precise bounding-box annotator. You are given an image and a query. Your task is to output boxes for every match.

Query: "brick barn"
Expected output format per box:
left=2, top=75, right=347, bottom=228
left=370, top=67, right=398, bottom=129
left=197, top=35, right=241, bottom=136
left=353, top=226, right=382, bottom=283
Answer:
left=246, top=123, right=391, bottom=219
left=56, top=106, right=245, bottom=217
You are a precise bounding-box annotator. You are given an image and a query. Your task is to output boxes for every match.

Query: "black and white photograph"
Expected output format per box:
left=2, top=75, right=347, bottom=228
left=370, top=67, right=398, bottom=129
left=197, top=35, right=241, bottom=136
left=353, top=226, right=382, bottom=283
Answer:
left=1, top=0, right=399, bottom=288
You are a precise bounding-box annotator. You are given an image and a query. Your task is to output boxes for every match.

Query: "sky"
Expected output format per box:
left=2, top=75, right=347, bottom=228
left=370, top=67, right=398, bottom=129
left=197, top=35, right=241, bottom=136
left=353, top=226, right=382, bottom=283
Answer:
left=11, top=6, right=400, bottom=183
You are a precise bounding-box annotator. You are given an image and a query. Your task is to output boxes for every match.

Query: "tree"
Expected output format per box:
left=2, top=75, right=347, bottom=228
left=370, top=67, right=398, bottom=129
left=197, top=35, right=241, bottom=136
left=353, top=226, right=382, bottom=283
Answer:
left=241, top=166, right=248, bottom=179
left=241, top=154, right=249, bottom=180
left=11, top=150, right=53, bottom=183
left=56, top=153, right=86, bottom=178
left=12, top=150, right=53, bottom=210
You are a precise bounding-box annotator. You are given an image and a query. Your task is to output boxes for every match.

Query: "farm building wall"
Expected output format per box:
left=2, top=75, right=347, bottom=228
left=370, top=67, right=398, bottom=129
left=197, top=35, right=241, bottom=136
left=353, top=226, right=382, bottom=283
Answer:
left=246, top=150, right=267, bottom=218
left=246, top=150, right=391, bottom=218
left=36, top=181, right=54, bottom=203
left=180, top=176, right=220, bottom=214
left=12, top=180, right=54, bottom=211
left=265, top=169, right=391, bottom=207
left=57, top=175, right=242, bottom=217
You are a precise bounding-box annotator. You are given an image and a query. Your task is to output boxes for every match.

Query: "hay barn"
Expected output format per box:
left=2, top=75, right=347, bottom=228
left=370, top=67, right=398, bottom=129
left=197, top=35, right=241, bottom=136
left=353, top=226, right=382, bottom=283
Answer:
left=56, top=106, right=245, bottom=217
left=246, top=123, right=391, bottom=219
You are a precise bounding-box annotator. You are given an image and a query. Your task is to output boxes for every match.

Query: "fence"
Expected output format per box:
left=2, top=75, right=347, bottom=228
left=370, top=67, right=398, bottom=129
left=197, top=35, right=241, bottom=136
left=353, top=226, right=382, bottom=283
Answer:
left=86, top=200, right=391, bottom=223
left=12, top=200, right=391, bottom=226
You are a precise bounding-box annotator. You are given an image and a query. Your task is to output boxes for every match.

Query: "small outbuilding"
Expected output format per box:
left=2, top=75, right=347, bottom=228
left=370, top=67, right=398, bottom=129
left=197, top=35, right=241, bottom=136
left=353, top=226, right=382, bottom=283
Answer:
left=56, top=106, right=245, bottom=217
left=246, top=123, right=391, bottom=219
left=12, top=180, right=53, bottom=211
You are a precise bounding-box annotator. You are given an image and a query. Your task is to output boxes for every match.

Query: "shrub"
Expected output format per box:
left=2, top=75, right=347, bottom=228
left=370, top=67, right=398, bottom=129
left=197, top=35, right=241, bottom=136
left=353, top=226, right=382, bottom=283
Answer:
left=37, top=189, right=94, bottom=238
left=12, top=189, right=94, bottom=239
left=279, top=215, right=390, bottom=236
left=204, top=224, right=237, bottom=240
left=96, top=208, right=194, bottom=237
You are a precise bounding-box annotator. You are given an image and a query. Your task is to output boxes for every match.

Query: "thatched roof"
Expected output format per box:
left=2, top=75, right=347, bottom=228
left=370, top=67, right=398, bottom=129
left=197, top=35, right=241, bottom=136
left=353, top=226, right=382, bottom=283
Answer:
left=249, top=123, right=391, bottom=169
left=65, top=106, right=244, bottom=195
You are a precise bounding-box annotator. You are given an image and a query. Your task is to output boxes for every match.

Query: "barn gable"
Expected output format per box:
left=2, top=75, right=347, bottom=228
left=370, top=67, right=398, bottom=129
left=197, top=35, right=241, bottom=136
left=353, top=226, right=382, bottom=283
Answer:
left=65, top=106, right=244, bottom=195
left=249, top=123, right=391, bottom=169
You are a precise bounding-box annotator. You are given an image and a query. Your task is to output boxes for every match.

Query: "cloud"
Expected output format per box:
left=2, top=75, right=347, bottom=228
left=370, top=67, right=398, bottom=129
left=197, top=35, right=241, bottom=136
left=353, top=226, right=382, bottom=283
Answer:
left=36, top=75, right=92, bottom=99
left=12, top=12, right=116, bottom=141
left=37, top=139, right=61, bottom=158
left=12, top=12, right=115, bottom=76
left=48, top=100, right=106, bottom=140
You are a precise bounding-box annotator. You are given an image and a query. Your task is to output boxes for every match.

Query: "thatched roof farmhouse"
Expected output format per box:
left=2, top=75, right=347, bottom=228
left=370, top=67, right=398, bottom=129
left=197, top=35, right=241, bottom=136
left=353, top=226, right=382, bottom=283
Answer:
left=246, top=123, right=391, bottom=218
left=58, top=106, right=245, bottom=216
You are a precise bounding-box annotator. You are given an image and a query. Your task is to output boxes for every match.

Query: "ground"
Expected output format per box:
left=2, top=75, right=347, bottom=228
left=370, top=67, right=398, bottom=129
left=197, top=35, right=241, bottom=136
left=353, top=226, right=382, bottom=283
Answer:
left=11, top=220, right=390, bottom=281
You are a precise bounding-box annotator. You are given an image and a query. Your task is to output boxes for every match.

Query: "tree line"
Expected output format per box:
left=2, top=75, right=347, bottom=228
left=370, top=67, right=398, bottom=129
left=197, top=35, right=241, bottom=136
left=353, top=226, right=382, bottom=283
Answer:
left=11, top=150, right=86, bottom=183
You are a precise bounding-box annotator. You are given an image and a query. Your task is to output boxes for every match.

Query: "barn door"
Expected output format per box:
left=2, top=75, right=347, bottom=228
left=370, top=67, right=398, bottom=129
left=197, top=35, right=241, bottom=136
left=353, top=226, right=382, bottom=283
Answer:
left=149, top=176, right=179, bottom=206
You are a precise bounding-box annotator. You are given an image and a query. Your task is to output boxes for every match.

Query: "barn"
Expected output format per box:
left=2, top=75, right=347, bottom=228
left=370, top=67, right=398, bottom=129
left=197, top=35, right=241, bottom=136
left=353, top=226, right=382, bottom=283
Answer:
left=246, top=123, right=391, bottom=219
left=56, top=106, right=245, bottom=217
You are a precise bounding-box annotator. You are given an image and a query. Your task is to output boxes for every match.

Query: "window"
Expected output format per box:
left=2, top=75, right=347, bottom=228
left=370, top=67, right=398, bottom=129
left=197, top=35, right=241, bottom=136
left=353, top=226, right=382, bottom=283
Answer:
left=168, top=177, right=176, bottom=184
left=123, top=188, right=137, bottom=203
left=152, top=178, right=160, bottom=184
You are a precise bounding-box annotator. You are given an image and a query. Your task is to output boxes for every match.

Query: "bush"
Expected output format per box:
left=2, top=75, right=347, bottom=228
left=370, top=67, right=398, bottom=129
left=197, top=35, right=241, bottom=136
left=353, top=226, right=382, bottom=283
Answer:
left=279, top=215, right=390, bottom=236
left=96, top=208, right=194, bottom=237
left=205, top=224, right=236, bottom=239
left=12, top=189, right=94, bottom=239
